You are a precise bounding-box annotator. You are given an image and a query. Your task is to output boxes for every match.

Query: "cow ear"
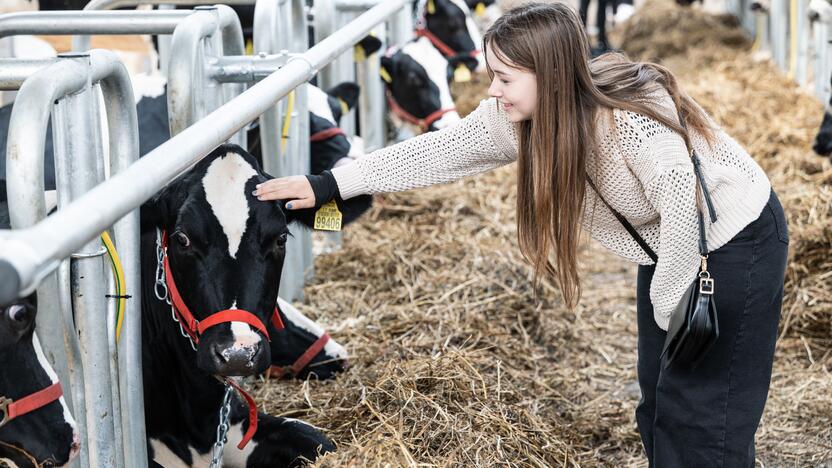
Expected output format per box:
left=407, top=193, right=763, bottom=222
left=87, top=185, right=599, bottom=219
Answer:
left=357, top=35, right=383, bottom=57
left=140, top=176, right=190, bottom=232
left=326, top=82, right=360, bottom=113
left=448, top=55, right=479, bottom=72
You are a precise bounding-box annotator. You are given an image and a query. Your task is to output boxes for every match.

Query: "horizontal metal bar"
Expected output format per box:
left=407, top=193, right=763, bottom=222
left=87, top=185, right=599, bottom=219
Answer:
left=208, top=53, right=290, bottom=83
left=84, top=0, right=254, bottom=9
left=0, top=0, right=406, bottom=303
left=334, top=0, right=388, bottom=11
left=0, top=10, right=192, bottom=39
left=0, top=58, right=60, bottom=90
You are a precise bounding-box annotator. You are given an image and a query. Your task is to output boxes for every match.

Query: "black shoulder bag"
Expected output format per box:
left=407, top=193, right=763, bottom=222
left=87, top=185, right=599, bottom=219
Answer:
left=588, top=118, right=720, bottom=369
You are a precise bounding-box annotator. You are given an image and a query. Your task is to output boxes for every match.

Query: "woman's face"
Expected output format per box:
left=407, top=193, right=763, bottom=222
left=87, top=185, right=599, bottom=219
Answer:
left=486, top=44, right=537, bottom=122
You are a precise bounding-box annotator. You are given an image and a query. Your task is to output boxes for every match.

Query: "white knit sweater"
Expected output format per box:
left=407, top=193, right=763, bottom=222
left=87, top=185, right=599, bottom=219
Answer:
left=331, top=91, right=771, bottom=330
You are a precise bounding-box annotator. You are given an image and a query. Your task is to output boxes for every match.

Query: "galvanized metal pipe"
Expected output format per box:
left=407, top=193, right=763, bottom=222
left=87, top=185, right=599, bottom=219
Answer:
left=0, top=58, right=59, bottom=90
left=91, top=50, right=146, bottom=468
left=51, top=53, right=120, bottom=468
left=167, top=5, right=246, bottom=147
left=0, top=10, right=191, bottom=39
left=209, top=53, right=290, bottom=83
left=795, top=0, right=809, bottom=85
left=0, top=0, right=407, bottom=303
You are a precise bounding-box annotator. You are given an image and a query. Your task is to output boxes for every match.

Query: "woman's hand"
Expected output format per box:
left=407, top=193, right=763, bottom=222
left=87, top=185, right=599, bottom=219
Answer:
left=253, top=175, right=315, bottom=210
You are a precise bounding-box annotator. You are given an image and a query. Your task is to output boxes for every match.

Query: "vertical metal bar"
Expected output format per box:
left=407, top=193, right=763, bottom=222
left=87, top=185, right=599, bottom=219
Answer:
left=6, top=58, right=88, bottom=466
left=796, top=0, right=809, bottom=85
left=772, top=0, right=788, bottom=69
left=53, top=53, right=120, bottom=468
left=91, top=49, right=146, bottom=468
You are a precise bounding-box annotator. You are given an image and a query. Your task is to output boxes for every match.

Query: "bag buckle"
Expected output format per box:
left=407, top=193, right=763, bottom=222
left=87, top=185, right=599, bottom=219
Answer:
left=0, top=396, right=11, bottom=428
left=699, top=277, right=715, bottom=295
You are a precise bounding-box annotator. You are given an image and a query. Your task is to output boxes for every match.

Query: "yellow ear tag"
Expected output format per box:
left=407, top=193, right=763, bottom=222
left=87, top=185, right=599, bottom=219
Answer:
left=354, top=45, right=366, bottom=63
left=427, top=0, right=436, bottom=14
left=314, top=200, right=343, bottom=231
left=337, top=97, right=350, bottom=116
left=475, top=2, right=486, bottom=17
left=380, top=67, right=393, bottom=83
left=454, top=64, right=472, bottom=83
left=245, top=39, right=254, bottom=55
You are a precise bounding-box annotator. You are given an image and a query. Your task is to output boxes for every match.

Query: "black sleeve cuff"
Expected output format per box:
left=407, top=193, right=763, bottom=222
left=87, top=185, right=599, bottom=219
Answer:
left=305, top=170, right=340, bottom=207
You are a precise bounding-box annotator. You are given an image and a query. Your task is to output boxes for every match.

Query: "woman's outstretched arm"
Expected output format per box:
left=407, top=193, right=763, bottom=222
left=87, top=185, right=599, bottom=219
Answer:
left=254, top=98, right=518, bottom=209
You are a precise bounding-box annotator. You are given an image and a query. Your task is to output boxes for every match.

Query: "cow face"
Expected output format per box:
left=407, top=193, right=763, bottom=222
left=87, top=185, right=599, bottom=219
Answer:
left=813, top=106, right=832, bottom=156
left=381, top=38, right=466, bottom=132
left=269, top=298, right=349, bottom=380
left=146, top=145, right=305, bottom=376
left=421, top=0, right=483, bottom=70
left=0, top=295, right=79, bottom=466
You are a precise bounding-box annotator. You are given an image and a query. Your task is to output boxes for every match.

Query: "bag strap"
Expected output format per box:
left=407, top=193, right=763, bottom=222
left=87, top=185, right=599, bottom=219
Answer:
left=588, top=108, right=719, bottom=261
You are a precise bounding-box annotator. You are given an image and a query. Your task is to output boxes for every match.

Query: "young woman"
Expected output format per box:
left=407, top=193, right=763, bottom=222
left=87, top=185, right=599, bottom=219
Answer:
left=254, top=3, right=789, bottom=465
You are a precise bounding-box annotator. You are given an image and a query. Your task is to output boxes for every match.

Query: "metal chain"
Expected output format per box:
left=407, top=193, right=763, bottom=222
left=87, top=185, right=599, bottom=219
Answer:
left=210, top=383, right=234, bottom=468
left=154, top=229, right=198, bottom=352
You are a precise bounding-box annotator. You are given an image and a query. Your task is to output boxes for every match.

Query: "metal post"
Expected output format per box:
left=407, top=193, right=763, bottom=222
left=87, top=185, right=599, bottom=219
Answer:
left=0, top=0, right=407, bottom=303
left=91, top=50, right=146, bottom=468
left=771, top=0, right=788, bottom=69
left=51, top=53, right=120, bottom=468
left=166, top=5, right=246, bottom=146
left=814, top=21, right=831, bottom=101
left=796, top=0, right=809, bottom=85
left=5, top=59, right=89, bottom=468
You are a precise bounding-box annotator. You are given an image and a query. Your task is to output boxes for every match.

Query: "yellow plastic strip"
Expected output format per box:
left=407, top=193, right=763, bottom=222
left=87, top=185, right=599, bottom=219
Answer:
left=788, top=0, right=798, bottom=80
left=281, top=91, right=295, bottom=154
left=101, top=231, right=126, bottom=342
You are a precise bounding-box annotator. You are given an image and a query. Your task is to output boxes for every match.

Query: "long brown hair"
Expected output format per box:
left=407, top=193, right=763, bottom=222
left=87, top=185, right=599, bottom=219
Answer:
left=482, top=3, right=715, bottom=308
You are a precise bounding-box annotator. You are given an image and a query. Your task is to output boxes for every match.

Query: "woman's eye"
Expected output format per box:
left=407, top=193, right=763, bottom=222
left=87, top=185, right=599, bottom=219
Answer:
left=174, top=231, right=190, bottom=248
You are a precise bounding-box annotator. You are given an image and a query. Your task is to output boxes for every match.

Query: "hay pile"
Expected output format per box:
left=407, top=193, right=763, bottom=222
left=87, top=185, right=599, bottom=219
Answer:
left=254, top=2, right=832, bottom=465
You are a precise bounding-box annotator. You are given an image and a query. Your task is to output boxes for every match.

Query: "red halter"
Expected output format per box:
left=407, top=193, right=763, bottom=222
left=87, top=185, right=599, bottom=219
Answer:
left=414, top=27, right=481, bottom=59
left=0, top=382, right=63, bottom=428
left=385, top=91, right=456, bottom=132
left=267, top=331, right=331, bottom=379
left=309, top=127, right=346, bottom=142
left=161, top=231, right=271, bottom=344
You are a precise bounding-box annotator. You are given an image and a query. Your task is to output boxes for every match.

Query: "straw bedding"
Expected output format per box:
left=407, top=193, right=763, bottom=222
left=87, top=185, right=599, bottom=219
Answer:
left=253, top=2, right=832, bottom=465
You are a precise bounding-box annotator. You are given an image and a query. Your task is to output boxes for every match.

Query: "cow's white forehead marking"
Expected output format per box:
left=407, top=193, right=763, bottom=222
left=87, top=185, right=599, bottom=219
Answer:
left=307, top=85, right=337, bottom=125
left=276, top=297, right=348, bottom=360
left=32, top=333, right=77, bottom=432
left=402, top=37, right=456, bottom=112
left=202, top=152, right=258, bottom=259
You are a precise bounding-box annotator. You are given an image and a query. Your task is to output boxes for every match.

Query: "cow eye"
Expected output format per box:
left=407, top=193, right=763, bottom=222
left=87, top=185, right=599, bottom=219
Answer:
left=7, top=304, right=26, bottom=323
left=277, top=232, right=289, bottom=246
left=173, top=230, right=191, bottom=248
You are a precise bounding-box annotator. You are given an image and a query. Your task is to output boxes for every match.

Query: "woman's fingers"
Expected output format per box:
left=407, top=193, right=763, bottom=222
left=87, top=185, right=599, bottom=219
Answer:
left=253, top=175, right=315, bottom=206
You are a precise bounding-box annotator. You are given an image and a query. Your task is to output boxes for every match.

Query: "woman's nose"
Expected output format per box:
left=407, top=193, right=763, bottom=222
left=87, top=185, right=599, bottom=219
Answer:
left=487, top=79, right=501, bottom=98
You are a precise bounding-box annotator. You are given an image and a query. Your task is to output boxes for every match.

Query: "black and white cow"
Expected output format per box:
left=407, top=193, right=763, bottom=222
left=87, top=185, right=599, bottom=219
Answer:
left=381, top=37, right=478, bottom=135
left=141, top=144, right=348, bottom=466
left=0, top=293, right=80, bottom=467
left=416, top=0, right=484, bottom=72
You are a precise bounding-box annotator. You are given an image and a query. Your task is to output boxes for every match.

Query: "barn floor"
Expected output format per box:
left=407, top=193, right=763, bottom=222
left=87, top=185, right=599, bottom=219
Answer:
left=253, top=3, right=832, bottom=466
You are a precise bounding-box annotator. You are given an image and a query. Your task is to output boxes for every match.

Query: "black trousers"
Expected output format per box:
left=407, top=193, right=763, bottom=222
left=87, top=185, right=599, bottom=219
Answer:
left=635, top=190, right=789, bottom=467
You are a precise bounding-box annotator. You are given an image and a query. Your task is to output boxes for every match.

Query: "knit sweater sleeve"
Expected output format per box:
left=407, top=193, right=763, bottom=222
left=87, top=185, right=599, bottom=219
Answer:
left=621, top=110, right=703, bottom=330
left=330, top=98, right=518, bottom=199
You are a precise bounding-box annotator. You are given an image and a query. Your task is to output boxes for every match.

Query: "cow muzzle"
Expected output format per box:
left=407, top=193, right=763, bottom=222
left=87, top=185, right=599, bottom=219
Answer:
left=198, top=325, right=271, bottom=376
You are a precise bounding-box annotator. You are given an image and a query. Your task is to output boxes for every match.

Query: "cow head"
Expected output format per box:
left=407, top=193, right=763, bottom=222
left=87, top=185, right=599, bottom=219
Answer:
left=143, top=144, right=315, bottom=377
left=813, top=104, right=832, bottom=156
left=809, top=0, right=832, bottom=22
left=268, top=298, right=350, bottom=380
left=381, top=38, right=476, bottom=133
left=0, top=295, right=79, bottom=466
left=419, top=0, right=484, bottom=71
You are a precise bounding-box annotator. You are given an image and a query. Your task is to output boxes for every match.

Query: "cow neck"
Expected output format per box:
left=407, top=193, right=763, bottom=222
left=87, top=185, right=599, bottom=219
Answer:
left=157, top=230, right=273, bottom=346
left=385, top=91, right=456, bottom=132
left=309, top=127, right=346, bottom=142
left=414, top=26, right=480, bottom=59
left=0, top=382, right=63, bottom=429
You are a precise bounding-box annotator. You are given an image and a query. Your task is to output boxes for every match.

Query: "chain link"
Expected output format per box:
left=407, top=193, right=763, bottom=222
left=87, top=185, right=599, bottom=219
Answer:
left=210, top=383, right=234, bottom=468
left=155, top=229, right=198, bottom=352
